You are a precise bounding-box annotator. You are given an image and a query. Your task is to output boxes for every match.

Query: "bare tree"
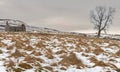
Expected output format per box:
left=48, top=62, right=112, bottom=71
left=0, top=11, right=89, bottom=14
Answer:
left=90, top=6, right=115, bottom=37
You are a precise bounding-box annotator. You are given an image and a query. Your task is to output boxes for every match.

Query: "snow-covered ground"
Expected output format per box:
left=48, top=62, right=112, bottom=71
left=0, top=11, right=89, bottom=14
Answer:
left=0, top=32, right=120, bottom=72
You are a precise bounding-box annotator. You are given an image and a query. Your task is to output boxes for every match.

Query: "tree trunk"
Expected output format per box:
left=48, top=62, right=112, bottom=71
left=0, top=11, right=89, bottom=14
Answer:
left=97, top=30, right=101, bottom=38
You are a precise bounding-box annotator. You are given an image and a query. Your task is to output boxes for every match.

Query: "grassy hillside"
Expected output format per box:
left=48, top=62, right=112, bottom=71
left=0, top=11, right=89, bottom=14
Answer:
left=0, top=32, right=120, bottom=72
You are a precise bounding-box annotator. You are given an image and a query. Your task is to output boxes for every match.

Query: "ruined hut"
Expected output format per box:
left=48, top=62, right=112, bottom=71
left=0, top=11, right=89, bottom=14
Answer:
left=5, top=21, right=26, bottom=32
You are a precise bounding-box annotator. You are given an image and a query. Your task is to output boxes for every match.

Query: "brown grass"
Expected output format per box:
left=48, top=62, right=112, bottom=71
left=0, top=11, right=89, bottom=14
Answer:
left=107, top=43, right=120, bottom=48
left=24, top=55, right=43, bottom=63
left=6, top=45, right=15, bottom=50
left=115, top=50, right=120, bottom=57
left=36, top=41, right=46, bottom=48
left=13, top=68, right=23, bottom=72
left=56, top=49, right=66, bottom=54
left=90, top=57, right=107, bottom=67
left=116, top=68, right=120, bottom=72
left=11, top=49, right=24, bottom=58
left=20, top=52, right=29, bottom=57
left=0, top=32, right=120, bottom=71
left=25, top=45, right=34, bottom=51
left=92, top=38, right=105, bottom=44
left=34, top=62, right=42, bottom=67
left=46, top=49, right=54, bottom=59
left=22, top=39, right=30, bottom=44
left=31, top=50, right=42, bottom=56
left=109, top=59, right=117, bottom=62
left=0, top=42, right=7, bottom=47
left=59, top=52, right=86, bottom=68
left=15, top=39, right=25, bottom=49
left=93, top=46, right=104, bottom=55
left=66, top=39, right=75, bottom=44
left=0, top=49, right=3, bottom=54
left=106, top=62, right=118, bottom=69
left=94, top=61, right=107, bottom=67
left=76, top=47, right=82, bottom=52
left=4, top=59, right=15, bottom=67
left=89, top=56, right=98, bottom=64
left=19, top=63, right=32, bottom=69
left=78, top=42, right=88, bottom=47
left=35, top=58, right=44, bottom=63
left=24, top=56, right=36, bottom=63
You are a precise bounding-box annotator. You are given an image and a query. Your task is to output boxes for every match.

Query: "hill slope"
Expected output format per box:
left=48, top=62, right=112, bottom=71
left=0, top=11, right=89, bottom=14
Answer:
left=0, top=19, right=60, bottom=33
left=0, top=32, right=120, bottom=72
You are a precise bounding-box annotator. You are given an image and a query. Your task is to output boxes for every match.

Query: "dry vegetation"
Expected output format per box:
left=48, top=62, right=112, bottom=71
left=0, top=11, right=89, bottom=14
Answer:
left=0, top=32, right=120, bottom=72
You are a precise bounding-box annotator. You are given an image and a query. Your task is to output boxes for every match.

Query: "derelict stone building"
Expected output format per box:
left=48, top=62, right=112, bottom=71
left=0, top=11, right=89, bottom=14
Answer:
left=5, top=21, right=26, bottom=32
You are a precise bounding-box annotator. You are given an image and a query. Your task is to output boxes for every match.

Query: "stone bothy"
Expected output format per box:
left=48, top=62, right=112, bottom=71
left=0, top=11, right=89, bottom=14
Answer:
left=5, top=21, right=26, bottom=32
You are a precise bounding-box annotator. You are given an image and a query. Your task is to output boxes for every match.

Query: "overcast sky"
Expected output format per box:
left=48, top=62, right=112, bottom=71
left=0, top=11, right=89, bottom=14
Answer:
left=0, top=0, right=120, bottom=34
